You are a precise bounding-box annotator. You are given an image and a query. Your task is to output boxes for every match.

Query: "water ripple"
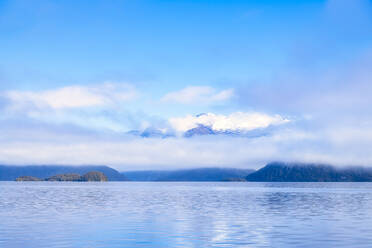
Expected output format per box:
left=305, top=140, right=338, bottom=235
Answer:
left=1, top=182, right=372, bottom=247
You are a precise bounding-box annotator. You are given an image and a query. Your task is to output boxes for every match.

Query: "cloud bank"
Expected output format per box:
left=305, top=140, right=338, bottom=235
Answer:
left=1, top=66, right=372, bottom=171
left=1, top=123, right=372, bottom=171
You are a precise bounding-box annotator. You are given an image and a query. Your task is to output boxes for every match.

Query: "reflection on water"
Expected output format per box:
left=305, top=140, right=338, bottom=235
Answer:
left=1, top=182, right=372, bottom=247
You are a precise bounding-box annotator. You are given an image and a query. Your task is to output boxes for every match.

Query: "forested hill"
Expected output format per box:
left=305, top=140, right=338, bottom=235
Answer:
left=246, top=162, right=372, bottom=182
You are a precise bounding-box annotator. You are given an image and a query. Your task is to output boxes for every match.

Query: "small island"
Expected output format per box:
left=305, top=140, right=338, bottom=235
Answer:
left=46, top=173, right=82, bottom=181
left=15, top=176, right=42, bottom=182
left=16, top=171, right=108, bottom=182
left=81, top=171, right=108, bottom=181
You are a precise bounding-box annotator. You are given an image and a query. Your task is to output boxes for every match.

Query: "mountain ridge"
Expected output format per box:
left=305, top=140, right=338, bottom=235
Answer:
left=123, top=167, right=255, bottom=181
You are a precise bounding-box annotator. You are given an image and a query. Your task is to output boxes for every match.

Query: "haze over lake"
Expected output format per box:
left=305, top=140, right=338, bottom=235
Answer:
left=2, top=182, right=372, bottom=248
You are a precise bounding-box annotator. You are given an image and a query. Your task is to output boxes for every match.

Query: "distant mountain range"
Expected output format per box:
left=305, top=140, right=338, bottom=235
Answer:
left=184, top=124, right=272, bottom=138
left=2, top=162, right=372, bottom=182
left=123, top=168, right=255, bottom=181
left=246, top=162, right=372, bottom=182
left=0, top=165, right=127, bottom=181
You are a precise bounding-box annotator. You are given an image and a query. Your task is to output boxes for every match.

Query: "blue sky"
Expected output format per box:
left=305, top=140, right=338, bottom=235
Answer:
left=1, top=0, right=372, bottom=170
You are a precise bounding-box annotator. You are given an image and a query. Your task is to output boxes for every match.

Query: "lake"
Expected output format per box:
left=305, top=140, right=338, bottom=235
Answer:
left=1, top=182, right=372, bottom=247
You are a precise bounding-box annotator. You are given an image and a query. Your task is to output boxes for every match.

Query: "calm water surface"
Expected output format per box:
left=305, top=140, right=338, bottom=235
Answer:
left=1, top=182, right=372, bottom=247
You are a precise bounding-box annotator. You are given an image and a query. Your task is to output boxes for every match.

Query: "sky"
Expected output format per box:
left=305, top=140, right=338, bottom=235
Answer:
left=1, top=0, right=372, bottom=170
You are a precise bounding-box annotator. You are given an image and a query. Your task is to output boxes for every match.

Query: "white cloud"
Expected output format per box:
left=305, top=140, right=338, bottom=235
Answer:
left=162, top=86, right=234, bottom=104
left=3, top=82, right=137, bottom=110
left=169, top=112, right=289, bottom=132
